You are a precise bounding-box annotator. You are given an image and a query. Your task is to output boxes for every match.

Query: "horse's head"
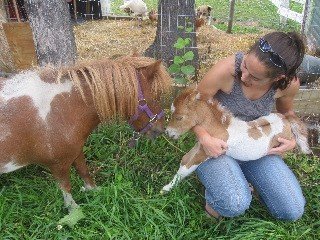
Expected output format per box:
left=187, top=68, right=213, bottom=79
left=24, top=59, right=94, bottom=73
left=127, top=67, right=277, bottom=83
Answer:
left=129, top=59, right=172, bottom=143
left=166, top=86, right=210, bottom=139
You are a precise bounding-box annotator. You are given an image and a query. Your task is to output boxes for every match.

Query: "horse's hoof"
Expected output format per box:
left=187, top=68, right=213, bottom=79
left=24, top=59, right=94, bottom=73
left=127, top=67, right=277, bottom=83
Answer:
left=80, top=184, right=99, bottom=192
left=58, top=206, right=85, bottom=228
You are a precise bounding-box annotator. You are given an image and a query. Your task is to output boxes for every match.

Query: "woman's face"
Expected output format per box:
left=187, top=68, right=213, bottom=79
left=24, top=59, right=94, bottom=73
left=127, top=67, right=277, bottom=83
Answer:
left=240, top=53, right=276, bottom=87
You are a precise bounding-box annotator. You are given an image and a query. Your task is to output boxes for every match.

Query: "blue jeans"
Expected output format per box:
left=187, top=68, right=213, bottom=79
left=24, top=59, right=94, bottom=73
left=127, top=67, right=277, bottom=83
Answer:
left=196, top=154, right=305, bottom=221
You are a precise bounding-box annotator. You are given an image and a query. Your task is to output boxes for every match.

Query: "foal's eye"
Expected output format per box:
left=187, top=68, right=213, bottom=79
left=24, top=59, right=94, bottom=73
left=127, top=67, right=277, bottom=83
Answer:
left=175, top=116, right=183, bottom=121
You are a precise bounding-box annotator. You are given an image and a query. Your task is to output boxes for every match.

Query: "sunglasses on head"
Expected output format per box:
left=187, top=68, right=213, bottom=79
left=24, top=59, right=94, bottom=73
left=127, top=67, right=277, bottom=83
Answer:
left=259, top=38, right=287, bottom=72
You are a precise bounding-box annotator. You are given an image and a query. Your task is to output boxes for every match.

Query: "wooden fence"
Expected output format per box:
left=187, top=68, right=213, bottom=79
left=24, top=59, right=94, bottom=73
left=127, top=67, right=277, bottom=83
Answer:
left=270, top=0, right=308, bottom=25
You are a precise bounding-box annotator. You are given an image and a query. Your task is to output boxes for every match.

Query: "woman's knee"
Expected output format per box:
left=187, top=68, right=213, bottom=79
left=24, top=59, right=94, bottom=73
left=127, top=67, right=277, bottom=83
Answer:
left=197, top=155, right=252, bottom=217
left=270, top=198, right=305, bottom=221
left=241, top=155, right=306, bottom=221
left=206, top=187, right=252, bottom=217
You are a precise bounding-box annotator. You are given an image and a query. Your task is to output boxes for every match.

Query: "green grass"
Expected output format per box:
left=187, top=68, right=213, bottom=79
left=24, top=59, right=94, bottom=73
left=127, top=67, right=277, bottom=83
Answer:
left=110, top=0, right=301, bottom=33
left=0, top=123, right=319, bottom=239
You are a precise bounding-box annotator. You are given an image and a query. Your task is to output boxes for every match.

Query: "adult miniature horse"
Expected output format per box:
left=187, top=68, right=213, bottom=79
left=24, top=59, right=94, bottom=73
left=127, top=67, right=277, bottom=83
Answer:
left=0, top=56, right=172, bottom=212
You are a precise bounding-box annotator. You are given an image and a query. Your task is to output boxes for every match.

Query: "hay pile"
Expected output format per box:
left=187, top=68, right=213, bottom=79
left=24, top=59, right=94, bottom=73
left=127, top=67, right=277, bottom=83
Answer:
left=0, top=18, right=262, bottom=77
left=74, top=19, right=261, bottom=79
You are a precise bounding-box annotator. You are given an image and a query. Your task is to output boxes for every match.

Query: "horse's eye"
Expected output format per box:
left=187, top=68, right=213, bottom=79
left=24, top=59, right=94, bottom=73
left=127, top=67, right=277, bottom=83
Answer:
left=175, top=116, right=183, bottom=121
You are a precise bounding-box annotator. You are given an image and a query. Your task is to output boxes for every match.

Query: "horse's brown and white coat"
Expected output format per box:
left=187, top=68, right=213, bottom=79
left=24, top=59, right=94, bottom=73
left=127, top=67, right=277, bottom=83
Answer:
left=0, top=56, right=172, bottom=211
left=162, top=87, right=311, bottom=193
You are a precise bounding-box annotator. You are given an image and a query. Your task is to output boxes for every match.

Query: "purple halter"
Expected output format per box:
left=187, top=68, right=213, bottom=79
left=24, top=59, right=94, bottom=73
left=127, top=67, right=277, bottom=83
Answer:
left=128, top=71, right=164, bottom=146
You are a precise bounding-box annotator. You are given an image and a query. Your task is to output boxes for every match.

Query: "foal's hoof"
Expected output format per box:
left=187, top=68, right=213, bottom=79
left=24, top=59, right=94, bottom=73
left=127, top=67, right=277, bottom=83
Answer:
left=160, top=189, right=168, bottom=195
left=160, top=185, right=171, bottom=195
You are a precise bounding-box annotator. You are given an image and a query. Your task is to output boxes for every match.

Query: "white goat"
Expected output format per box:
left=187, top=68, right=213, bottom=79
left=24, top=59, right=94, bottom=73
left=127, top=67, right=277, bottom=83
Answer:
left=120, top=0, right=148, bottom=17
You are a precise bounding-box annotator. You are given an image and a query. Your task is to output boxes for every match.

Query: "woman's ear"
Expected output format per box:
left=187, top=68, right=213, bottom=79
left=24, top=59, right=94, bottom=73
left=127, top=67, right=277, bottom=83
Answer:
left=274, top=74, right=286, bottom=82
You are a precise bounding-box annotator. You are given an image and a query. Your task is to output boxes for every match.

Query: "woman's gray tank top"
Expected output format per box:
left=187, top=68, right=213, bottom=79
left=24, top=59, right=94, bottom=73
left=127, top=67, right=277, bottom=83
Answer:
left=215, top=52, right=276, bottom=121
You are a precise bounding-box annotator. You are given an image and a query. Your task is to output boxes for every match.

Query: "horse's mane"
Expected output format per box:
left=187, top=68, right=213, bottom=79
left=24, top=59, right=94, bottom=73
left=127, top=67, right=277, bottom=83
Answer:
left=49, top=56, right=171, bottom=122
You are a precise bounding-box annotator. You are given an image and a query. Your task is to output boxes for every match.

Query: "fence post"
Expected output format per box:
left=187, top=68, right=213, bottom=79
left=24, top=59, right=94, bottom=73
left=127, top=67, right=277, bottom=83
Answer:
left=280, top=0, right=289, bottom=25
left=301, top=0, right=311, bottom=34
left=226, top=0, right=236, bottom=33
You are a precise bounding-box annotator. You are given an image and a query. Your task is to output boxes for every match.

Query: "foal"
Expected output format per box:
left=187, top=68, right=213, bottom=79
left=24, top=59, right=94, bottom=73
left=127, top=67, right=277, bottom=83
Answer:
left=0, top=56, right=172, bottom=212
left=162, top=86, right=311, bottom=193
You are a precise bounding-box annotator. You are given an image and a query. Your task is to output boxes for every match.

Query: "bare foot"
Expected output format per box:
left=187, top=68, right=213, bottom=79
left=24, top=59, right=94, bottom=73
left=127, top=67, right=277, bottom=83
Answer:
left=248, top=183, right=259, bottom=199
left=205, top=202, right=221, bottom=219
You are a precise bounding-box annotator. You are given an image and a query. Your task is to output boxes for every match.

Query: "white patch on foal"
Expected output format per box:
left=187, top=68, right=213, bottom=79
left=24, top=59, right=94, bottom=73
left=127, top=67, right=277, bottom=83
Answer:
left=161, top=142, right=201, bottom=193
left=226, top=113, right=284, bottom=161
left=0, top=71, right=73, bottom=121
left=161, top=164, right=199, bottom=193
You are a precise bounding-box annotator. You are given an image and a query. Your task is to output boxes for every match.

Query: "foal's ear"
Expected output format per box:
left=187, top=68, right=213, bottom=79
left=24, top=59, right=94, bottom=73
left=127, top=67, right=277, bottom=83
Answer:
left=194, top=90, right=208, bottom=101
left=144, top=60, right=162, bottom=80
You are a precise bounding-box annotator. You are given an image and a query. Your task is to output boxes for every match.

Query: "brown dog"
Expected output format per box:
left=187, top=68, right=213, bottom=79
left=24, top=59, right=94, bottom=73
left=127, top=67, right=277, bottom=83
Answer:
left=196, top=5, right=215, bottom=27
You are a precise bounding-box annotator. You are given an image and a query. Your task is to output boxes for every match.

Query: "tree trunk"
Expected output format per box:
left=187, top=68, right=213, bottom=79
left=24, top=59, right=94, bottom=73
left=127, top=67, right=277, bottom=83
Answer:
left=145, top=0, right=199, bottom=70
left=226, top=0, right=236, bottom=34
left=24, top=0, right=76, bottom=67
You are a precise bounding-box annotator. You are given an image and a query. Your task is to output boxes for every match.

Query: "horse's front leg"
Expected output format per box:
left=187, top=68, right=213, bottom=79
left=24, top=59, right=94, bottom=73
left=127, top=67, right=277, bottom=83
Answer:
left=161, top=143, right=205, bottom=194
left=49, top=163, right=78, bottom=212
left=72, top=152, right=96, bottom=191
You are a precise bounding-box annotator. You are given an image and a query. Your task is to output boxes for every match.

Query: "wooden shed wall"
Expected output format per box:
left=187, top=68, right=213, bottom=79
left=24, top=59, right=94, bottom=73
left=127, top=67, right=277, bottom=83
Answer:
left=0, top=1, right=15, bottom=72
left=2, top=22, right=37, bottom=70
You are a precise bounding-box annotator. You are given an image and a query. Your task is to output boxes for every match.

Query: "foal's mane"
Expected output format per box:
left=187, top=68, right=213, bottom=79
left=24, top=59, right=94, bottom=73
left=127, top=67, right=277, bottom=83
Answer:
left=50, top=56, right=171, bottom=122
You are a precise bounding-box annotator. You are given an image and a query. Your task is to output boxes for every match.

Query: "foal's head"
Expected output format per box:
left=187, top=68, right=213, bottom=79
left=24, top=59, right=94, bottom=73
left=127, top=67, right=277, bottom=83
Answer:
left=166, top=87, right=209, bottom=139
left=166, top=86, right=229, bottom=139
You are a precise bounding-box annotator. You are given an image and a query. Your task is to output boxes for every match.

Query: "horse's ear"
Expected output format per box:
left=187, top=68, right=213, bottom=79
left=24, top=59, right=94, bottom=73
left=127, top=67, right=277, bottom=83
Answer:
left=144, top=60, right=162, bottom=80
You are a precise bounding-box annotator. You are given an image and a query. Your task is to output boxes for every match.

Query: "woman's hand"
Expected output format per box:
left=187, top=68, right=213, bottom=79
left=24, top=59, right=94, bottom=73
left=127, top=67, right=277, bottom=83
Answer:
left=199, top=134, right=228, bottom=158
left=268, top=137, right=296, bottom=156
left=193, top=125, right=228, bottom=158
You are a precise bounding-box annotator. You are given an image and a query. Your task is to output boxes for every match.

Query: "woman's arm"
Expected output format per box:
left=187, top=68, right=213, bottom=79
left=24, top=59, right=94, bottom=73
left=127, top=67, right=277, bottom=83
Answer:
left=197, top=55, right=236, bottom=100
left=268, top=78, right=300, bottom=155
left=275, top=77, right=300, bottom=116
left=193, top=56, right=235, bottom=157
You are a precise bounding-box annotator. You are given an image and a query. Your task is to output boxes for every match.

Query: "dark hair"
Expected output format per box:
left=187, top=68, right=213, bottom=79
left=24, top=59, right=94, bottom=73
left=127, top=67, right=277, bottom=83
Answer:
left=248, top=32, right=305, bottom=90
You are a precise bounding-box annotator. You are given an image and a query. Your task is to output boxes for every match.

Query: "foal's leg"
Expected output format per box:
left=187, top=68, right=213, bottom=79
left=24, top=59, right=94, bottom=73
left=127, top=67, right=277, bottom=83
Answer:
left=161, top=143, right=205, bottom=193
left=72, top=152, right=96, bottom=191
left=49, top=164, right=78, bottom=212
left=161, top=164, right=198, bottom=193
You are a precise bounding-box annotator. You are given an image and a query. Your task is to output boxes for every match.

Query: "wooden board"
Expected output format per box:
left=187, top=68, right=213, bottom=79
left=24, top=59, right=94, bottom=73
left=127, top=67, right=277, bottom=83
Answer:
left=2, top=22, right=37, bottom=70
left=294, top=88, right=320, bottom=116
